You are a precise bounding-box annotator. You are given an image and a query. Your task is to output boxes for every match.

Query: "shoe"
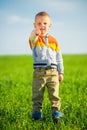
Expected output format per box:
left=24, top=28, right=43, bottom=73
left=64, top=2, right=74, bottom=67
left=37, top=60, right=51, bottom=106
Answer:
left=52, top=112, right=63, bottom=123
left=32, top=112, right=42, bottom=120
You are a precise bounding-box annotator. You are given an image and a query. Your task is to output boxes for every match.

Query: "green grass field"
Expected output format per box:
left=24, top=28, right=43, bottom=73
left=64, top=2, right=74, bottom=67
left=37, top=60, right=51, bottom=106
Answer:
left=0, top=55, right=87, bottom=130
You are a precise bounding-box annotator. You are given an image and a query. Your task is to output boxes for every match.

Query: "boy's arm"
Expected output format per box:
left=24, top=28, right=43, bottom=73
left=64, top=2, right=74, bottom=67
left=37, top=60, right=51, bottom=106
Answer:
left=29, top=31, right=38, bottom=49
left=56, top=51, right=64, bottom=83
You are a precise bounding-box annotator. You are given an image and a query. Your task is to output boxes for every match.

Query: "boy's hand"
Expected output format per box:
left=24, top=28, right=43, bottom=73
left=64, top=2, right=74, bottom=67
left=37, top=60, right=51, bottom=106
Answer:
left=34, top=28, right=41, bottom=36
left=58, top=74, right=63, bottom=83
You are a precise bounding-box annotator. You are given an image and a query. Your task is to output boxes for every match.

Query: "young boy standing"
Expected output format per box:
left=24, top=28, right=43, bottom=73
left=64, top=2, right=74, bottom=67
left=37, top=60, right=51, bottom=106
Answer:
left=29, top=11, right=64, bottom=121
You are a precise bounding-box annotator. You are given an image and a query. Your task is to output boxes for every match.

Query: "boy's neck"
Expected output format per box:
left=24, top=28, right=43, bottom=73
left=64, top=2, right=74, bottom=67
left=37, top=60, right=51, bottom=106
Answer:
left=40, top=33, right=48, bottom=36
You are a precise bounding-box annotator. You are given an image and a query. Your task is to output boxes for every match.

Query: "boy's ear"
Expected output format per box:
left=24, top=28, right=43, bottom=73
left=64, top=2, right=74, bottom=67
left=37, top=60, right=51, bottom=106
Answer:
left=33, top=23, right=36, bottom=28
left=49, top=23, right=52, bottom=28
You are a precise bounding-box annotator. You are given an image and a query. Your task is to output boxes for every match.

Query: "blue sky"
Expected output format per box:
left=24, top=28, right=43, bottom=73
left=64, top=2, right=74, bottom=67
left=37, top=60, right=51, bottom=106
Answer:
left=0, top=0, right=87, bottom=55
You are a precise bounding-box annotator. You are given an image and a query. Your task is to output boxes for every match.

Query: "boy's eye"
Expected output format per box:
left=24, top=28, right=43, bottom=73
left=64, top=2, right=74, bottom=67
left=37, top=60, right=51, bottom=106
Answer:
left=37, top=22, right=47, bottom=26
left=38, top=23, right=41, bottom=25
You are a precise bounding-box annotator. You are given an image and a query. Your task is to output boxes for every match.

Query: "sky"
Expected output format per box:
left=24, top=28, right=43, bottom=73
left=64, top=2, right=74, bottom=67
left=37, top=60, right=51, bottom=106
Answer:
left=0, top=0, right=87, bottom=55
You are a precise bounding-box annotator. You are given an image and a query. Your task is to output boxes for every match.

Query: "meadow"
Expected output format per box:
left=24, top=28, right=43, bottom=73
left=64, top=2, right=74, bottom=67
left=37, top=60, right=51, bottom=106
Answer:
left=0, top=54, right=87, bottom=130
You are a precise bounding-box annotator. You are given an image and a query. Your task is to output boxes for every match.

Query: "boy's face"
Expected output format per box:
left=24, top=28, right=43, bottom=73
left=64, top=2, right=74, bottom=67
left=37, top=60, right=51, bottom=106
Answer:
left=34, top=15, right=51, bottom=35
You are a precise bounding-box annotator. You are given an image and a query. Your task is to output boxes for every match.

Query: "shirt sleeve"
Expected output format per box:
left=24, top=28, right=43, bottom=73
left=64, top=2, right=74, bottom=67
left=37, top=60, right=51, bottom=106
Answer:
left=56, top=51, right=64, bottom=74
left=29, top=31, right=38, bottom=49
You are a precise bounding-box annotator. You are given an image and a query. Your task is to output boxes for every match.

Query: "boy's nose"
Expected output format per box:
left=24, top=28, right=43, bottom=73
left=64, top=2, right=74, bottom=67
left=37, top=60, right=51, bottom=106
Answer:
left=40, top=26, right=45, bottom=29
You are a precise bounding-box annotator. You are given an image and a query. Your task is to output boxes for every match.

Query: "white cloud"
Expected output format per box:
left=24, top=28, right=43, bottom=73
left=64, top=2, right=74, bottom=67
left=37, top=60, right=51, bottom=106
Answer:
left=7, top=15, right=32, bottom=24
left=55, top=1, right=78, bottom=11
left=39, top=0, right=78, bottom=12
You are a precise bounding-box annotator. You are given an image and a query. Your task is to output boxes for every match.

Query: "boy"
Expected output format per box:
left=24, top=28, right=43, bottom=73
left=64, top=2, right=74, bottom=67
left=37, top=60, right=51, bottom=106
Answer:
left=29, top=11, right=64, bottom=121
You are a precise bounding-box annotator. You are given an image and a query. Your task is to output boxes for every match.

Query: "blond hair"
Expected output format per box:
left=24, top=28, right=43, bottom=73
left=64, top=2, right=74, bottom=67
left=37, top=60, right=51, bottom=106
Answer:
left=35, top=11, right=50, bottom=21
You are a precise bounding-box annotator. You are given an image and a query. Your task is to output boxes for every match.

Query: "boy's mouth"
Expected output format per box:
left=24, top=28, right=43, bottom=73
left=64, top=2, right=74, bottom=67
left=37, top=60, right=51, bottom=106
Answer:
left=40, top=27, right=45, bottom=31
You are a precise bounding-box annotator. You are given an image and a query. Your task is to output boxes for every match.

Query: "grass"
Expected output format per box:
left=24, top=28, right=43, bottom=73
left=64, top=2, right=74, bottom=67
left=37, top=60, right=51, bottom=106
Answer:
left=0, top=54, right=87, bottom=130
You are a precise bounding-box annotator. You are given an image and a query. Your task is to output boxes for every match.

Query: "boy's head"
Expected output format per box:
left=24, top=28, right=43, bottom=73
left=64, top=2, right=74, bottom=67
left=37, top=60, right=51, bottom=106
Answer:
left=34, top=11, right=51, bottom=35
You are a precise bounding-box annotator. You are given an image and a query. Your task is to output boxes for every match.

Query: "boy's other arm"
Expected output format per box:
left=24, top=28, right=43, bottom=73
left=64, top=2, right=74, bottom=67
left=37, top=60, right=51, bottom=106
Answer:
left=29, top=31, right=38, bottom=49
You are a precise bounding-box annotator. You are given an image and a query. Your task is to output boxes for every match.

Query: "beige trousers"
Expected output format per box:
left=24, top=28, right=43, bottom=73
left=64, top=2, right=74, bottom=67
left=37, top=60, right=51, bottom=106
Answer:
left=32, top=68, right=61, bottom=114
